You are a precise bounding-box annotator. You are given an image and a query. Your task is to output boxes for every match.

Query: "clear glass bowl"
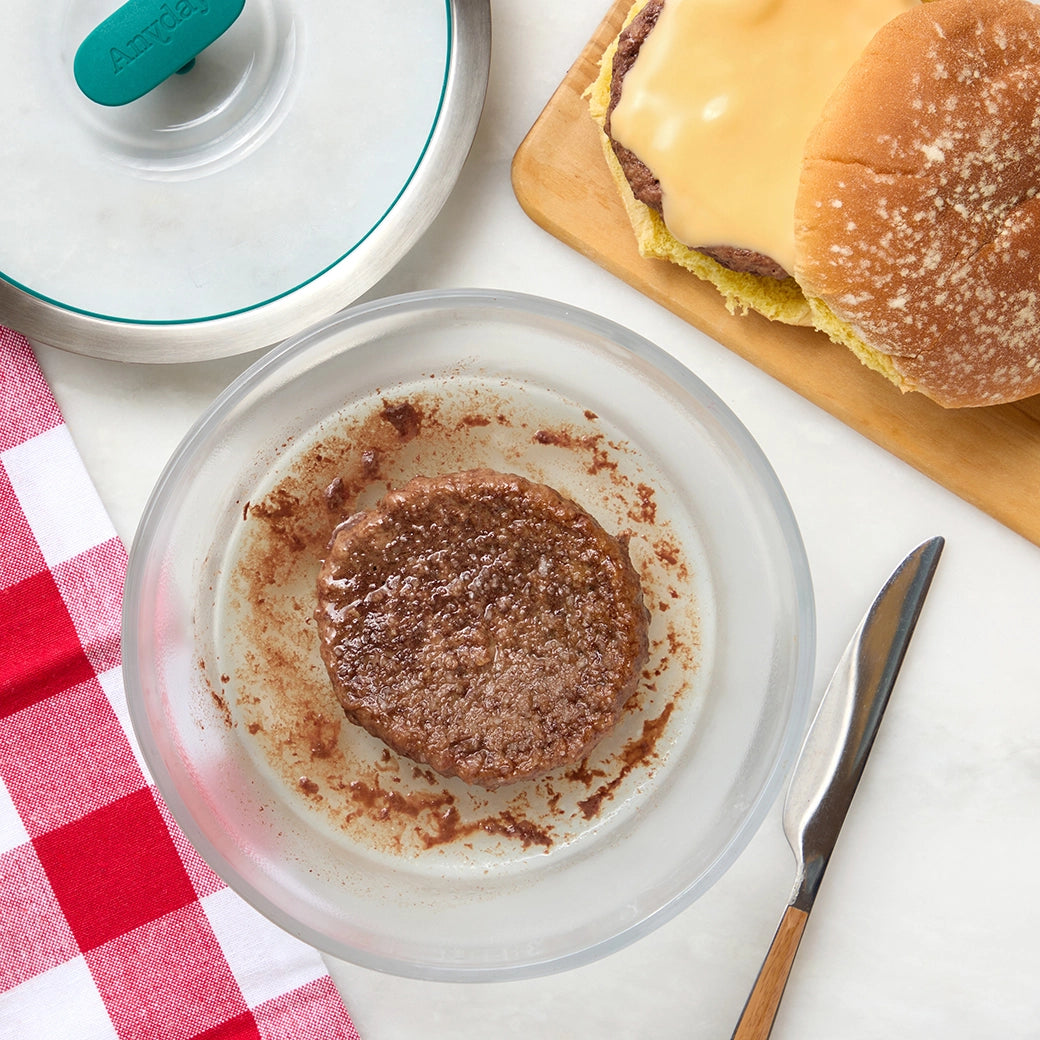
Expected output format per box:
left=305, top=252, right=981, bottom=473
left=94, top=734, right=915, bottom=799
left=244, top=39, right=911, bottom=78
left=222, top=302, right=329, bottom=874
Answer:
left=123, top=289, right=815, bottom=981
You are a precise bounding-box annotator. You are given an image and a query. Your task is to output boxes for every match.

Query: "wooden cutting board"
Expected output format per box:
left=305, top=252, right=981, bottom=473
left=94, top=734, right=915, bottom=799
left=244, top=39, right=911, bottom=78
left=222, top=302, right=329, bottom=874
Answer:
left=511, top=0, right=1040, bottom=547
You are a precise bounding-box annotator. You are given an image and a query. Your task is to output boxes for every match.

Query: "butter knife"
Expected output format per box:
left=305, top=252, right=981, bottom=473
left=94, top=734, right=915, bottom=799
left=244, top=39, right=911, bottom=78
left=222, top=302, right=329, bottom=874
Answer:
left=731, top=535, right=944, bottom=1039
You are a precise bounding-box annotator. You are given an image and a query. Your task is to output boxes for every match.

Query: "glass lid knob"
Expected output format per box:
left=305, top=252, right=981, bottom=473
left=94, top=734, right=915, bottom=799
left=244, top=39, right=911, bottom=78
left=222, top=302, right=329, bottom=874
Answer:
left=74, top=0, right=246, bottom=106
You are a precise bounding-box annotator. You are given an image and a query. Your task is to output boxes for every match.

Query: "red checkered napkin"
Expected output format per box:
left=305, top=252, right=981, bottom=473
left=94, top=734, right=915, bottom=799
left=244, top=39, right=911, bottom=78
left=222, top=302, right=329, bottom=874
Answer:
left=0, top=327, right=361, bottom=1040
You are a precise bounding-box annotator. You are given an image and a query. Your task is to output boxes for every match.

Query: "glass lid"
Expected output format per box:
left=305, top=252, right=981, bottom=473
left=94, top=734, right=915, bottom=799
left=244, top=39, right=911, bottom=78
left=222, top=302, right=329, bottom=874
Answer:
left=0, top=0, right=490, bottom=361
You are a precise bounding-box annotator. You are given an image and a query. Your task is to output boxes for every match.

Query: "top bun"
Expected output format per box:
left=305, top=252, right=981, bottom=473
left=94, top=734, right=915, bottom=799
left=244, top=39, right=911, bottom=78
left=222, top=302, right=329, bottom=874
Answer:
left=795, top=0, right=1040, bottom=407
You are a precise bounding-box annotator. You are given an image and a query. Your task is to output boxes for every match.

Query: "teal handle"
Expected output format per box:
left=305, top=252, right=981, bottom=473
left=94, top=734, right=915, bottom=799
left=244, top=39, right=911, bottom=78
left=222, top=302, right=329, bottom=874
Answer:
left=74, top=0, right=246, bottom=106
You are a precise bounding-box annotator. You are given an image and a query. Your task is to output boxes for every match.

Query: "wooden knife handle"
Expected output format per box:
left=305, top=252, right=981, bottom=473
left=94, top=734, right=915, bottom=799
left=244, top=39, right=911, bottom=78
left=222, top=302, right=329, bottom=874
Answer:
left=731, top=904, right=810, bottom=1040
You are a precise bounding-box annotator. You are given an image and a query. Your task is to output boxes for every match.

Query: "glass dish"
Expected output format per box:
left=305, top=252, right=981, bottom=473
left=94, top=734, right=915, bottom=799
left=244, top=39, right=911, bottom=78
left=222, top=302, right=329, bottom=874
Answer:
left=123, top=289, right=815, bottom=980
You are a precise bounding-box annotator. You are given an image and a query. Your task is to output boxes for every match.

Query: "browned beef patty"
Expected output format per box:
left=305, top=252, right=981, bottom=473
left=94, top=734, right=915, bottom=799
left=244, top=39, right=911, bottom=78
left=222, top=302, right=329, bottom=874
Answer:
left=315, top=469, right=650, bottom=789
left=606, top=0, right=666, bottom=211
left=606, top=0, right=789, bottom=280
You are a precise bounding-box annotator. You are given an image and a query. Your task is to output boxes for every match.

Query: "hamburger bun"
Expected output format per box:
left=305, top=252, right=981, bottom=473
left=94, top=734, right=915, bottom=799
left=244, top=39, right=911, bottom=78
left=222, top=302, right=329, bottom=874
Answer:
left=794, top=0, right=1040, bottom=407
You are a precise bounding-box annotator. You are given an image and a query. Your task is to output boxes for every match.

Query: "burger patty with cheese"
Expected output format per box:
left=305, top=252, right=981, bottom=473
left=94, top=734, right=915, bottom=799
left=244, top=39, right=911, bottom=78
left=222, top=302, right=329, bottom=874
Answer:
left=604, top=0, right=789, bottom=280
left=590, top=0, right=1040, bottom=408
left=589, top=0, right=918, bottom=326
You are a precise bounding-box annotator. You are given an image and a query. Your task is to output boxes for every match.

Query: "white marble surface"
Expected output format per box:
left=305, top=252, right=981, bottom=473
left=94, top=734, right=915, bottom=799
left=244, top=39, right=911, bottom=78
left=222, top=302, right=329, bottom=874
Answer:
left=27, top=1, right=1040, bottom=1035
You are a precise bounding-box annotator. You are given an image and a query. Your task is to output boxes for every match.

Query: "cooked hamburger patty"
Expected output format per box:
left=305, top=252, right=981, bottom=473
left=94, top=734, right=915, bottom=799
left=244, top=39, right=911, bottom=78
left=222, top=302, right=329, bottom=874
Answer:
left=605, top=0, right=789, bottom=279
left=315, top=470, right=650, bottom=789
left=606, top=0, right=666, bottom=212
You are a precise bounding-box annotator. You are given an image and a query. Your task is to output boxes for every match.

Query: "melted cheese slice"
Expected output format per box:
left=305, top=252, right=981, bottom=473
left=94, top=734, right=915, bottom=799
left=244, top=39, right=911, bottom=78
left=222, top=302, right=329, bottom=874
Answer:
left=610, top=0, right=918, bottom=275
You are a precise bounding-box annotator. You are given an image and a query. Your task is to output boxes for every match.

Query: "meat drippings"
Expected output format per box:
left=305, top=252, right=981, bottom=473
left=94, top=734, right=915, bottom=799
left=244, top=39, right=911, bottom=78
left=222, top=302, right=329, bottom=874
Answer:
left=214, top=378, right=702, bottom=858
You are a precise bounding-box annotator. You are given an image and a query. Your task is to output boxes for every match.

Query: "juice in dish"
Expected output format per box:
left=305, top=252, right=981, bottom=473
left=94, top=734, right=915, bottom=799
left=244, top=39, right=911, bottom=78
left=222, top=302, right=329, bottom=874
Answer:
left=204, top=372, right=712, bottom=875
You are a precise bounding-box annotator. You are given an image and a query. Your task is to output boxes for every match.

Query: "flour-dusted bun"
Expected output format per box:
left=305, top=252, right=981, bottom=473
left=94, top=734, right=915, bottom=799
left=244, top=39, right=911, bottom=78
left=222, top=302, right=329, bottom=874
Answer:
left=795, top=0, right=1040, bottom=407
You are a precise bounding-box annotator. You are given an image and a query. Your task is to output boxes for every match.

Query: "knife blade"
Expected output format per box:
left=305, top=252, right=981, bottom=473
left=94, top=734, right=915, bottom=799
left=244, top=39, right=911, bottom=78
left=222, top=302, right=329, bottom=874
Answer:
left=732, top=535, right=944, bottom=1040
